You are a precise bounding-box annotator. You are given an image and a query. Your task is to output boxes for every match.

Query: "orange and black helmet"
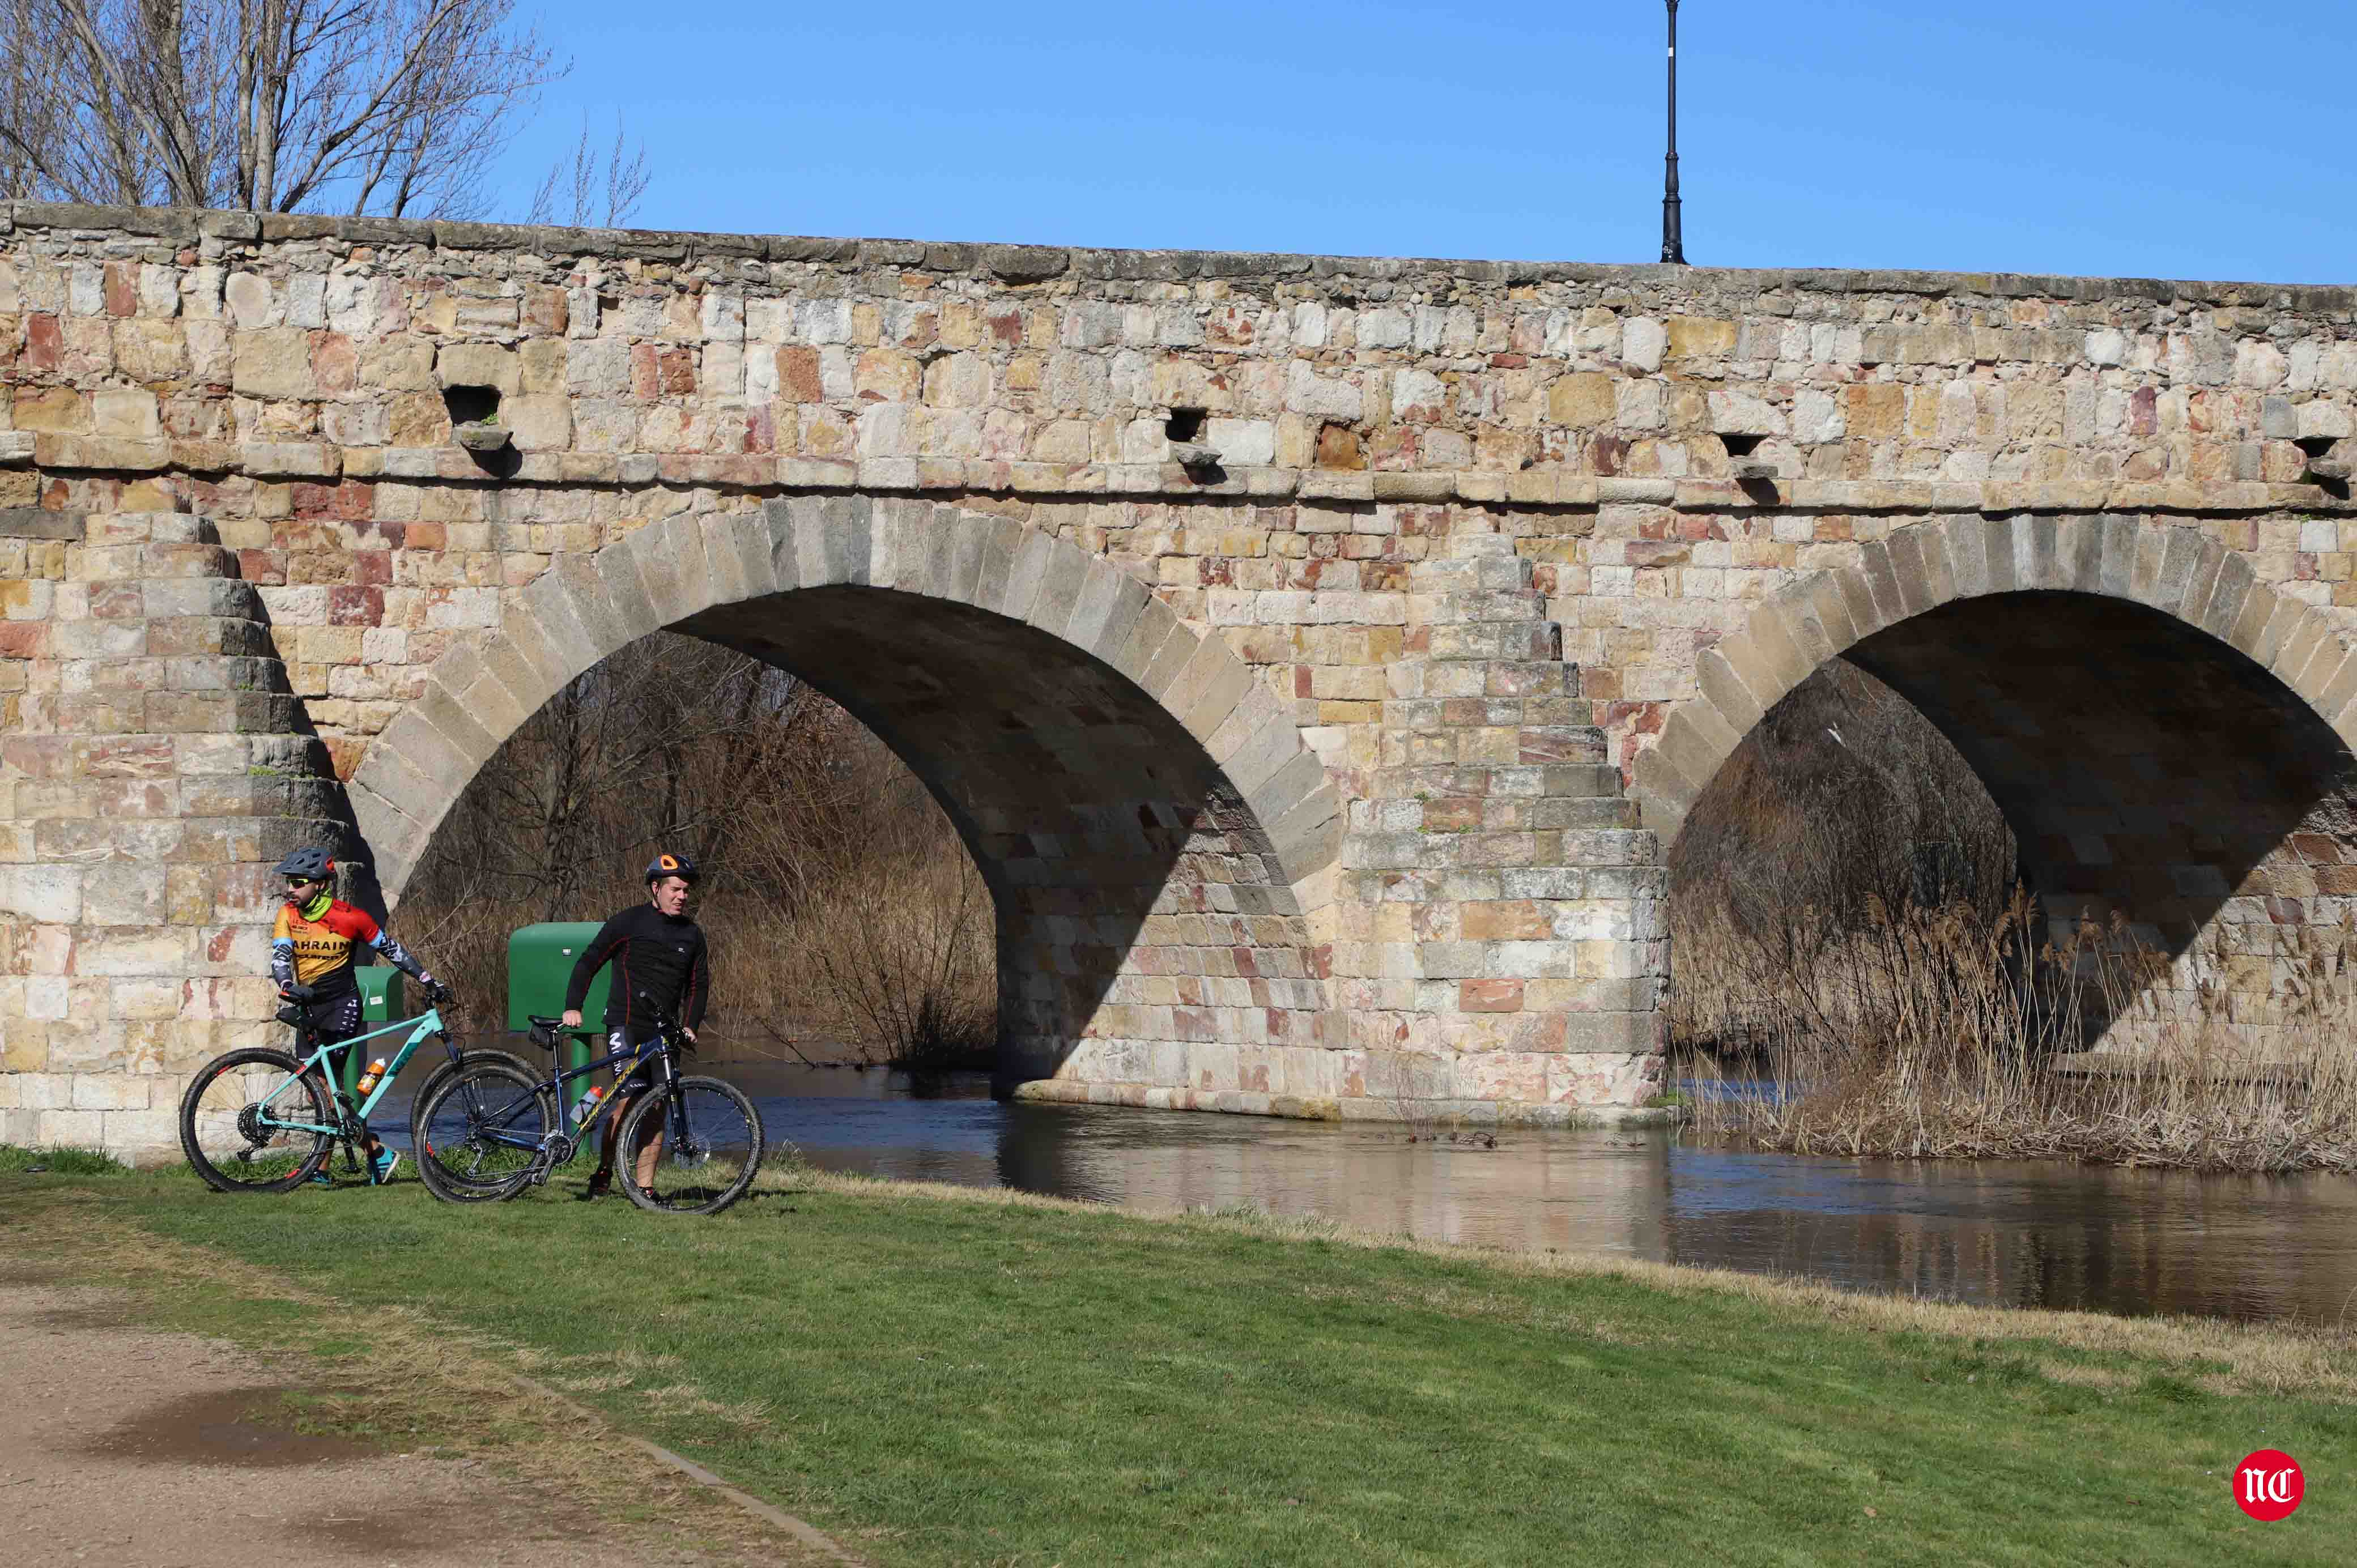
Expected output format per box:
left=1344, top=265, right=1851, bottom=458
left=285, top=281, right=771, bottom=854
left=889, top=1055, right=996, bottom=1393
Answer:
left=644, top=850, right=700, bottom=885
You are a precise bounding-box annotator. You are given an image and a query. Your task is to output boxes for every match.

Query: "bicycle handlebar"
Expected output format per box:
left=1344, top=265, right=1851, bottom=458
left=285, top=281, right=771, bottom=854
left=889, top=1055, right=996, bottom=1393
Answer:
left=633, top=994, right=695, bottom=1054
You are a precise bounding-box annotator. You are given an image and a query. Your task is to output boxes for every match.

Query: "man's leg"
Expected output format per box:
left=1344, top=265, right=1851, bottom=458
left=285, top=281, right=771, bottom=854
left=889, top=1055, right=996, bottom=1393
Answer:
left=632, top=1097, right=666, bottom=1191
left=305, top=1041, right=343, bottom=1110
left=607, top=1073, right=666, bottom=1190
left=331, top=996, right=399, bottom=1183
left=302, top=1038, right=344, bottom=1183
left=302, top=995, right=383, bottom=1182
left=321, top=995, right=385, bottom=1161
left=590, top=1032, right=632, bottom=1190
left=590, top=1043, right=666, bottom=1195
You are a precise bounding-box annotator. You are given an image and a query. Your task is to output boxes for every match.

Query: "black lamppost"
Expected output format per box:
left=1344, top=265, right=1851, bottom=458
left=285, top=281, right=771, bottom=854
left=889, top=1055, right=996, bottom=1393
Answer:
left=1661, top=0, right=1687, bottom=264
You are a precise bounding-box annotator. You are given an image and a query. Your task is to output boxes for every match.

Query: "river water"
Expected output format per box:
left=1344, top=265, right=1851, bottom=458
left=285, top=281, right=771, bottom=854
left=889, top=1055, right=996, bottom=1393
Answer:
left=390, top=1055, right=2357, bottom=1326
left=712, top=1064, right=2357, bottom=1328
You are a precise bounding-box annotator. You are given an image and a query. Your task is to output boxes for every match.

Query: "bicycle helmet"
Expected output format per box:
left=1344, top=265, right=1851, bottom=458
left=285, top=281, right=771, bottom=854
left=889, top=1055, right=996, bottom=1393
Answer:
left=274, top=846, right=337, bottom=882
left=644, top=850, right=700, bottom=885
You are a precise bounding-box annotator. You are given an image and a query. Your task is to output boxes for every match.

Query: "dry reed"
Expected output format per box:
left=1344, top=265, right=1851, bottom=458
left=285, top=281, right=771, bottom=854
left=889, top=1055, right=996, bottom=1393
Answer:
left=1670, top=661, right=2357, bottom=1171
left=1677, top=891, right=2357, bottom=1171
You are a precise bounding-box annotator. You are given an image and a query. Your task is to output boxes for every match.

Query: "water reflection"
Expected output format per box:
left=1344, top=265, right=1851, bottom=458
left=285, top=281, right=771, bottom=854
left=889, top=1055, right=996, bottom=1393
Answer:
left=755, top=1066, right=2357, bottom=1325
left=395, top=1056, right=2357, bottom=1326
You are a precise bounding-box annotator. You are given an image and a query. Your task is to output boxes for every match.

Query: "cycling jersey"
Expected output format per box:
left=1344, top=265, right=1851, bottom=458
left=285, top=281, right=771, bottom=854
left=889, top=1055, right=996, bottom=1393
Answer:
left=563, top=902, right=710, bottom=1037
left=270, top=897, right=431, bottom=1000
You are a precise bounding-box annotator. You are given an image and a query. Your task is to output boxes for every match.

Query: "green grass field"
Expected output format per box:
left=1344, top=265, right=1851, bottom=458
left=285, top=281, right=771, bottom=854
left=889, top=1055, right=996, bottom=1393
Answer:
left=4, top=1158, right=2349, bottom=1566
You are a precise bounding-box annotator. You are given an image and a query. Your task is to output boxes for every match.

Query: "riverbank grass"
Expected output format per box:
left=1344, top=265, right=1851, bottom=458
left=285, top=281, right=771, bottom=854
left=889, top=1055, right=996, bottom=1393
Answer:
left=5, top=1167, right=2347, bottom=1566
left=0, top=1142, right=129, bottom=1175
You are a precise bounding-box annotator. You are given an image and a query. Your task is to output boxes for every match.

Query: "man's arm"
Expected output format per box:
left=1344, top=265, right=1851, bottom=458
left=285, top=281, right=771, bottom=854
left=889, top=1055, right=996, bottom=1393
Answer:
left=330, top=905, right=447, bottom=998
left=269, top=906, right=298, bottom=995
left=563, top=911, right=631, bottom=1015
left=365, top=927, right=445, bottom=995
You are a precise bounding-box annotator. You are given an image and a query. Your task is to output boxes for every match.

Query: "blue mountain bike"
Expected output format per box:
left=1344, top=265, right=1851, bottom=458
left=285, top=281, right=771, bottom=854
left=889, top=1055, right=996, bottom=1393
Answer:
left=412, top=1004, right=763, bottom=1215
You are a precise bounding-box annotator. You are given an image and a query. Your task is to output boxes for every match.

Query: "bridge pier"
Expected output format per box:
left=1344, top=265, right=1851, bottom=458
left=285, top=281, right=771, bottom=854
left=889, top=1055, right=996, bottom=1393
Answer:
left=0, top=510, right=348, bottom=1158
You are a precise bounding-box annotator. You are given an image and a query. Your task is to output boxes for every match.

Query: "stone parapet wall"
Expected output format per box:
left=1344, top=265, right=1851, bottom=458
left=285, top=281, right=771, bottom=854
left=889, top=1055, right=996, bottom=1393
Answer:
left=6, top=202, right=2354, bottom=789
left=5, top=199, right=2354, bottom=518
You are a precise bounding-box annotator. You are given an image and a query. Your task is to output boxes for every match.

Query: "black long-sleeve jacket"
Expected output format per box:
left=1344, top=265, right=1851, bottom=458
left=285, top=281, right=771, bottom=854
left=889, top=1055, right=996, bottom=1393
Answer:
left=563, top=902, right=710, bottom=1038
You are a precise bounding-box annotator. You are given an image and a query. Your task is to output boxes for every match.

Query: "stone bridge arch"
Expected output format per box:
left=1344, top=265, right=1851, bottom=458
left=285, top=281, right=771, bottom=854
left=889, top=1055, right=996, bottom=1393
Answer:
left=1633, top=514, right=2357, bottom=1046
left=343, top=496, right=1344, bottom=1088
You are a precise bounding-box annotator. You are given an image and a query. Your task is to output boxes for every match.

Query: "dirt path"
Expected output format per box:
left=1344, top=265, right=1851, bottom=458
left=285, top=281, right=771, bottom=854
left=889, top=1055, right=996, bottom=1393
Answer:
left=0, top=1273, right=774, bottom=1567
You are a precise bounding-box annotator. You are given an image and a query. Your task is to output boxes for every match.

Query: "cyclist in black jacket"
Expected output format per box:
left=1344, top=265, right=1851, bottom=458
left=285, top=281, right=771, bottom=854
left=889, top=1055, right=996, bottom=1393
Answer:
left=561, top=851, right=711, bottom=1198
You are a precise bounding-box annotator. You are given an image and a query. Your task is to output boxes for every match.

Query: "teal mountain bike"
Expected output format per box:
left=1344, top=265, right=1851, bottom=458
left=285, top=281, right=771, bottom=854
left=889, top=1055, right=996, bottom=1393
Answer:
left=177, top=1002, right=526, bottom=1194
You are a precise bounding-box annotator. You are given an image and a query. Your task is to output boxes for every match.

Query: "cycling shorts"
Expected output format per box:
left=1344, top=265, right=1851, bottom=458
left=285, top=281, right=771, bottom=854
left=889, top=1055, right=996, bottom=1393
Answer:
left=293, top=992, right=368, bottom=1090
left=607, top=1031, right=660, bottom=1094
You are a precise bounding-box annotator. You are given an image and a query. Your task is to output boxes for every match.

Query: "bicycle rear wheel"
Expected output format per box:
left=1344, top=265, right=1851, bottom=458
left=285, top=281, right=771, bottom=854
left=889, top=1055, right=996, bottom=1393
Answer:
left=178, top=1048, right=334, bottom=1194
left=413, top=1060, right=555, bottom=1204
left=616, top=1076, right=764, bottom=1216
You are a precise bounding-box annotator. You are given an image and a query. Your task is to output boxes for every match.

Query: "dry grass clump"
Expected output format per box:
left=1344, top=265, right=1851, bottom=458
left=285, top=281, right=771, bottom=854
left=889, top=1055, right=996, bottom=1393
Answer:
left=1680, top=895, right=2357, bottom=1170
left=390, top=632, right=994, bottom=1069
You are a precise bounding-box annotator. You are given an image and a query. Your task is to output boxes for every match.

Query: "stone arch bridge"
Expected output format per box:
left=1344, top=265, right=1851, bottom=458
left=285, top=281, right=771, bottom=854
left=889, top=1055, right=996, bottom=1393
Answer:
left=3, top=202, right=2355, bottom=1159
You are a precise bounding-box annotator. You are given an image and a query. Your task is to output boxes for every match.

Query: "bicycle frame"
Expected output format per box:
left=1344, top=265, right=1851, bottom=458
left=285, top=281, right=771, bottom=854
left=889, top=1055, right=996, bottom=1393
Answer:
left=465, top=1031, right=682, bottom=1161
left=250, top=1008, right=451, bottom=1139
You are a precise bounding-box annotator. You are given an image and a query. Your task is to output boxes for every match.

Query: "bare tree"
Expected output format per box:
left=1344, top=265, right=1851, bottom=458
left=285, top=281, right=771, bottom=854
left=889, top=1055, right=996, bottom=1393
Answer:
left=0, top=0, right=559, bottom=215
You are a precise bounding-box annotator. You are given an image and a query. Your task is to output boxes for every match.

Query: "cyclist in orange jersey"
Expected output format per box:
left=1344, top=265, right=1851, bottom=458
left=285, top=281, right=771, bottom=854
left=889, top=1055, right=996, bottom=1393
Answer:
left=268, top=846, right=452, bottom=1184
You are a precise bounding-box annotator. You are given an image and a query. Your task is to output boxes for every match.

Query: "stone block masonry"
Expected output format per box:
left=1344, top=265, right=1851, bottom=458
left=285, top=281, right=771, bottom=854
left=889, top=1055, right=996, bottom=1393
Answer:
left=5, top=202, right=2357, bottom=1158
left=1, top=506, right=340, bottom=1155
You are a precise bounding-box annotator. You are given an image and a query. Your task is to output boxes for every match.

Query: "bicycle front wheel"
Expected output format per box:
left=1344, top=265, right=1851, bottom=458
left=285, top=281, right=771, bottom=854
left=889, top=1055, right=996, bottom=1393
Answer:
left=413, top=1059, right=555, bottom=1204
left=616, top=1076, right=764, bottom=1216
left=178, top=1047, right=334, bottom=1194
left=406, top=1048, right=537, bottom=1194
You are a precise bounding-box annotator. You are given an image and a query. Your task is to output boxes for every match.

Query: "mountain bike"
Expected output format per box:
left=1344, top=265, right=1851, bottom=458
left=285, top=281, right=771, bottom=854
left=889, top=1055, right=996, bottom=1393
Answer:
left=412, top=1004, right=764, bottom=1216
left=176, top=1000, right=527, bottom=1194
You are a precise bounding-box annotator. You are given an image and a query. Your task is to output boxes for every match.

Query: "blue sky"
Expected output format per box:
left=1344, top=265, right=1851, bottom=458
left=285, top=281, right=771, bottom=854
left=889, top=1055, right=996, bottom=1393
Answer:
left=500, top=2, right=2351, bottom=284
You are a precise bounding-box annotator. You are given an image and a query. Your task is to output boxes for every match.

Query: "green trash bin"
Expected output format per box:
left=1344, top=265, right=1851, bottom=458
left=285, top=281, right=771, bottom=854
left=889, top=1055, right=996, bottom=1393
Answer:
left=343, top=966, right=405, bottom=1097
left=507, top=923, right=610, bottom=1114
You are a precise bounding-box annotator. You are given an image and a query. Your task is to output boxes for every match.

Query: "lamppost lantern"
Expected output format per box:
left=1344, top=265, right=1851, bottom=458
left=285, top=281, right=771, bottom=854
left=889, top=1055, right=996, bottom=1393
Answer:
left=1661, top=0, right=1687, bottom=265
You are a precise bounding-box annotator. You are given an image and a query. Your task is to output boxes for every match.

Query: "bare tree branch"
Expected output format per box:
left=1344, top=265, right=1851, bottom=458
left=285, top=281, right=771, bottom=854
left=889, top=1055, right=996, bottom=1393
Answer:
left=526, top=112, right=648, bottom=228
left=0, top=0, right=563, bottom=215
